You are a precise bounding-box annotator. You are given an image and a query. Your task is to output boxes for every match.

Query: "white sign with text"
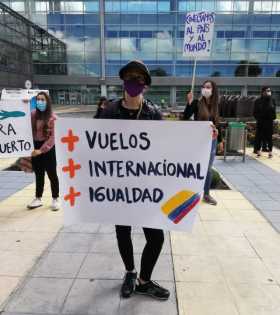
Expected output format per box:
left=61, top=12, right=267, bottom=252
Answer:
left=183, top=11, right=215, bottom=58
left=55, top=119, right=212, bottom=231
left=0, top=100, right=34, bottom=158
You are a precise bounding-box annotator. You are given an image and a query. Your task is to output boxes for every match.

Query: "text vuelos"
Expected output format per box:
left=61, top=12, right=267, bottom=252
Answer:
left=85, top=130, right=151, bottom=151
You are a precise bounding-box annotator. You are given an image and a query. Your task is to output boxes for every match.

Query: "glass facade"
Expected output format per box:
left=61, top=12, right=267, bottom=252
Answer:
left=0, top=1, right=67, bottom=88
left=0, top=2, right=32, bottom=76
left=38, top=84, right=101, bottom=105
left=2, top=0, right=280, bottom=105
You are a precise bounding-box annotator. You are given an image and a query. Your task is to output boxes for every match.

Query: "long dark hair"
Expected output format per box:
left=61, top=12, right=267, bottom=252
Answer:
left=94, top=96, right=107, bottom=118
left=33, top=92, right=53, bottom=138
left=198, top=80, right=219, bottom=124
left=97, top=96, right=107, bottom=108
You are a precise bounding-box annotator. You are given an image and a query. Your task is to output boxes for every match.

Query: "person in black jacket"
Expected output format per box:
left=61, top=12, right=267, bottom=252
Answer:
left=94, top=96, right=107, bottom=118
left=254, top=86, right=276, bottom=158
left=183, top=80, right=220, bottom=206
left=98, top=60, right=170, bottom=301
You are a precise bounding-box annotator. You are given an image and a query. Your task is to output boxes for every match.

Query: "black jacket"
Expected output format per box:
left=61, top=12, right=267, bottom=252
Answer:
left=253, top=97, right=276, bottom=122
left=183, top=99, right=200, bottom=121
left=94, top=106, right=103, bottom=118
left=98, top=98, right=162, bottom=120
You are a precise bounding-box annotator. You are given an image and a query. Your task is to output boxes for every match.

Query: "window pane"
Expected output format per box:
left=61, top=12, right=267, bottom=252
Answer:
left=35, top=1, right=49, bottom=12
left=105, top=1, right=121, bottom=12
left=61, top=1, right=84, bottom=12
left=217, top=1, right=233, bottom=12
left=250, top=39, right=269, bottom=52
left=84, top=1, right=99, bottom=12
left=158, top=1, right=170, bottom=12
left=254, top=1, right=273, bottom=12
left=234, top=1, right=249, bottom=12
left=10, top=1, right=25, bottom=12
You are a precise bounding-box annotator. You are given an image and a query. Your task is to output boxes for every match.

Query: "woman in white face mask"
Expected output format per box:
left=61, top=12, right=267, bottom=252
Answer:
left=27, top=92, right=60, bottom=211
left=183, top=80, right=220, bottom=206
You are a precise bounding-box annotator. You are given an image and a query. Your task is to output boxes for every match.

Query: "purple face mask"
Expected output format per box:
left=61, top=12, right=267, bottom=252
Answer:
left=124, top=80, right=145, bottom=97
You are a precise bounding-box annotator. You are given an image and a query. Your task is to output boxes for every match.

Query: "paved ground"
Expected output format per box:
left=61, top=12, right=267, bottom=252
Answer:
left=2, top=226, right=177, bottom=315
left=0, top=148, right=280, bottom=315
left=216, top=148, right=280, bottom=232
left=0, top=171, right=33, bottom=202
left=0, top=158, right=17, bottom=171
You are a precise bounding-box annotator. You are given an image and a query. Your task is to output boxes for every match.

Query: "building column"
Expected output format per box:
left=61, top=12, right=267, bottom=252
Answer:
left=241, top=85, right=248, bottom=96
left=101, top=84, right=107, bottom=97
left=171, top=86, right=176, bottom=107
left=99, top=0, right=106, bottom=81
left=53, top=0, right=61, bottom=12
left=24, top=0, right=32, bottom=20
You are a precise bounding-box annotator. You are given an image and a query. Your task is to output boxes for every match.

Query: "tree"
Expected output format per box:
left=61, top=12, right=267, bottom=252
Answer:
left=276, top=70, right=280, bottom=77
left=234, top=60, right=262, bottom=77
left=150, top=67, right=168, bottom=76
left=211, top=71, right=221, bottom=77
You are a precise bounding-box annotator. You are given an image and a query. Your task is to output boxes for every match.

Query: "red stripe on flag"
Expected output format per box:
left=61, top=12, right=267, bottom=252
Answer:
left=173, top=197, right=200, bottom=224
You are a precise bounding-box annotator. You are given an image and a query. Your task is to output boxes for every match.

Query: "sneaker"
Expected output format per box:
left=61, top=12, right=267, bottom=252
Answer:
left=135, top=280, right=170, bottom=301
left=203, top=194, right=217, bottom=206
left=51, top=198, right=60, bottom=211
left=268, top=152, right=273, bottom=159
left=27, top=198, right=43, bottom=209
left=120, top=272, right=137, bottom=298
left=256, top=151, right=261, bottom=157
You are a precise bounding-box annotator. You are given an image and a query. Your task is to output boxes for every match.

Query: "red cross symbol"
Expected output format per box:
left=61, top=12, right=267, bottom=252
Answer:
left=62, top=159, right=81, bottom=179
left=64, top=186, right=81, bottom=207
left=61, top=129, right=79, bottom=152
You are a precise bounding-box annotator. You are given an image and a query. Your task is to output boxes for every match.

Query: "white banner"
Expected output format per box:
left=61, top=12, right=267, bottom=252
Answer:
left=1, top=89, right=49, bottom=100
left=0, top=100, right=34, bottom=158
left=183, top=11, right=215, bottom=58
left=1, top=89, right=49, bottom=110
left=55, top=119, right=212, bottom=231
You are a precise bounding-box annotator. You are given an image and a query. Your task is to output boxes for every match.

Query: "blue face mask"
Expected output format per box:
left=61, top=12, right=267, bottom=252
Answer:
left=36, top=100, right=47, bottom=112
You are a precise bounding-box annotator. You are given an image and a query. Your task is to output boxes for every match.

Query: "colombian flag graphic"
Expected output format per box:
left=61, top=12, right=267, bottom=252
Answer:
left=161, top=190, right=200, bottom=224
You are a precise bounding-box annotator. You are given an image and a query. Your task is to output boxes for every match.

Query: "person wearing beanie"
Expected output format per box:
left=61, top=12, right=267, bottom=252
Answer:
left=97, top=60, right=170, bottom=301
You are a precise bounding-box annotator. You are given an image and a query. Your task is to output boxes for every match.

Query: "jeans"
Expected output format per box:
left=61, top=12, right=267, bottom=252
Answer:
left=32, top=141, right=59, bottom=199
left=204, top=138, right=217, bottom=196
left=115, top=225, right=164, bottom=281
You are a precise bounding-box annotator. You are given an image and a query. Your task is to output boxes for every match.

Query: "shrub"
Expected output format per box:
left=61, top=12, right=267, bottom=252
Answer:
left=210, top=168, right=221, bottom=189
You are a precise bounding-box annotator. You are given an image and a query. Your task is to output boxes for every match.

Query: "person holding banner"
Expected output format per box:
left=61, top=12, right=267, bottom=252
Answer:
left=98, top=60, right=170, bottom=301
left=183, top=80, right=219, bottom=206
left=27, top=92, right=60, bottom=211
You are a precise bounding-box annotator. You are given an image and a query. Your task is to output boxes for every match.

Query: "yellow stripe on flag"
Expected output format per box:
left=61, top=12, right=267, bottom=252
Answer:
left=161, top=190, right=195, bottom=215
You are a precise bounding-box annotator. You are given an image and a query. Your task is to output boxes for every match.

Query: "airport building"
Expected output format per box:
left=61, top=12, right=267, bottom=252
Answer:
left=1, top=0, right=280, bottom=105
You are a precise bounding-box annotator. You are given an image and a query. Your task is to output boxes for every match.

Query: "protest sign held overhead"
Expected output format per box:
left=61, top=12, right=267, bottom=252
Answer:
left=183, top=11, right=215, bottom=58
left=0, top=100, right=34, bottom=158
left=55, top=119, right=212, bottom=231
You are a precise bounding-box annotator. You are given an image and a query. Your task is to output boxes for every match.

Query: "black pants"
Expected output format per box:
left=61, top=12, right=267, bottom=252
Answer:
left=115, top=225, right=164, bottom=281
left=254, top=140, right=268, bottom=153
left=32, top=141, right=59, bottom=198
left=255, top=120, right=273, bottom=152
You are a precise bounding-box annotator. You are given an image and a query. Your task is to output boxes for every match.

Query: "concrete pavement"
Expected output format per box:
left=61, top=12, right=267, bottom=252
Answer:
left=0, top=149, right=280, bottom=315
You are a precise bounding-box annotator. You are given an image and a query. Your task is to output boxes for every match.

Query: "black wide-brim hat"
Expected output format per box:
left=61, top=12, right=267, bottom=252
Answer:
left=119, top=60, right=152, bottom=86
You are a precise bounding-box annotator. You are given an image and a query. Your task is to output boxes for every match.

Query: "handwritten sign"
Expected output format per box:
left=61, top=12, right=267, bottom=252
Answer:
left=55, top=119, right=212, bottom=231
left=0, top=100, right=34, bottom=158
left=183, top=11, right=215, bottom=58
left=1, top=89, right=49, bottom=110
